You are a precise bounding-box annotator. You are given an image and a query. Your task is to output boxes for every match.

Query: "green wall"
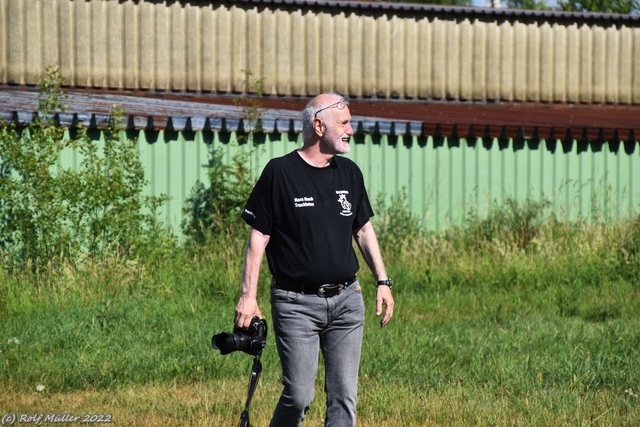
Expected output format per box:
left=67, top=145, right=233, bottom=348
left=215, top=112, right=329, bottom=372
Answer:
left=59, top=130, right=639, bottom=234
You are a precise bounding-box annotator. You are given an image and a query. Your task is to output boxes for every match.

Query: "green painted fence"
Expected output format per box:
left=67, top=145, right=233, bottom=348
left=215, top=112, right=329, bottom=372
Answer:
left=58, top=130, right=639, bottom=235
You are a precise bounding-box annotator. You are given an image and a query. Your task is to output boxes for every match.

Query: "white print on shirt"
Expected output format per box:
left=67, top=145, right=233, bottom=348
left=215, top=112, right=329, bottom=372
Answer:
left=244, top=209, right=256, bottom=219
left=336, top=190, right=353, bottom=216
left=294, top=196, right=315, bottom=208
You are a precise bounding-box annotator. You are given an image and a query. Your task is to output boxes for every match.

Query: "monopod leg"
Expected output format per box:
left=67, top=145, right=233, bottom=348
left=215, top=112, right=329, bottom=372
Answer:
left=237, top=355, right=262, bottom=427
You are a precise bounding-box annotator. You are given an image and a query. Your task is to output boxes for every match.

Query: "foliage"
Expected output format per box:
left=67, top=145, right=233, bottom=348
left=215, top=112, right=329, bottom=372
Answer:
left=182, top=69, right=264, bottom=245
left=182, top=148, right=254, bottom=244
left=388, top=0, right=639, bottom=13
left=0, top=66, right=69, bottom=266
left=557, top=0, right=638, bottom=12
left=234, top=69, right=265, bottom=142
left=0, top=66, right=171, bottom=271
left=505, top=0, right=552, bottom=9
left=385, top=0, right=473, bottom=6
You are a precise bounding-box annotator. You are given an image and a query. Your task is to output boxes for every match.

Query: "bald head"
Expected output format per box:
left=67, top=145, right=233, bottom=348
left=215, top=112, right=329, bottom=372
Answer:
left=302, top=93, right=349, bottom=143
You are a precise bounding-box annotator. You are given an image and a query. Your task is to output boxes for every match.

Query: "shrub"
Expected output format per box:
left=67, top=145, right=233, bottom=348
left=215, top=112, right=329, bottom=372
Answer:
left=182, top=148, right=254, bottom=244
left=182, top=70, right=263, bottom=245
left=0, top=66, right=171, bottom=271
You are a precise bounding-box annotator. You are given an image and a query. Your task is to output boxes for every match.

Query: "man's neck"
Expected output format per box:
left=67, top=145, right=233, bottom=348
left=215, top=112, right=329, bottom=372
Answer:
left=297, top=146, right=334, bottom=168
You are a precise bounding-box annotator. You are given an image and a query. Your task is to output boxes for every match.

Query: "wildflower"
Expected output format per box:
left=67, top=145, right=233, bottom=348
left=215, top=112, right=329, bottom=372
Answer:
left=7, top=337, right=20, bottom=345
left=36, top=385, right=45, bottom=392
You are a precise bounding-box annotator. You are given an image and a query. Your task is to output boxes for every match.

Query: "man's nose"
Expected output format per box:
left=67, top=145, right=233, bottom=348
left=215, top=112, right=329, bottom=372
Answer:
left=346, top=123, right=354, bottom=136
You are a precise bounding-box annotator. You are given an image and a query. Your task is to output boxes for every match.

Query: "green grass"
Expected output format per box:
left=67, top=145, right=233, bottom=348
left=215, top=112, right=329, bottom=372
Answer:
left=1, top=202, right=640, bottom=426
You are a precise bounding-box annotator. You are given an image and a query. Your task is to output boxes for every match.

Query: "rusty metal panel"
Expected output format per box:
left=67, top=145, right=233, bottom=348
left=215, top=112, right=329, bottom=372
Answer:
left=2, top=88, right=638, bottom=145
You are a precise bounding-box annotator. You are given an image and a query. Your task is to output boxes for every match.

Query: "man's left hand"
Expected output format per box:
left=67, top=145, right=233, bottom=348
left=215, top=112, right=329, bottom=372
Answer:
left=375, top=285, right=394, bottom=328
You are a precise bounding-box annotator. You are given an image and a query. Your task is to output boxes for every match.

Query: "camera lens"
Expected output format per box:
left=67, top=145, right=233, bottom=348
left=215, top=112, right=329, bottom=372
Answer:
left=211, top=317, right=267, bottom=356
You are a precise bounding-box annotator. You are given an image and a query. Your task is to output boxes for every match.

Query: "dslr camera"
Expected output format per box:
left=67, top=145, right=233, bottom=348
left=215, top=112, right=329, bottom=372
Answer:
left=211, top=316, right=267, bottom=356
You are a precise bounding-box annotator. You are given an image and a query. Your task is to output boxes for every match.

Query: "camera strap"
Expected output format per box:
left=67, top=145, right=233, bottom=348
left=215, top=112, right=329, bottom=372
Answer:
left=238, top=354, right=262, bottom=427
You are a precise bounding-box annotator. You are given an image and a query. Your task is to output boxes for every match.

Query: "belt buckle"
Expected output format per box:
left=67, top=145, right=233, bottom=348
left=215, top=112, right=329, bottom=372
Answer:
left=317, top=284, right=329, bottom=298
left=317, top=283, right=344, bottom=298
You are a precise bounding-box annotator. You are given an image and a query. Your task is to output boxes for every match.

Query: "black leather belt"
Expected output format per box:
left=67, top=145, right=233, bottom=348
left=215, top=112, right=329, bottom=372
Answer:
left=272, top=276, right=357, bottom=298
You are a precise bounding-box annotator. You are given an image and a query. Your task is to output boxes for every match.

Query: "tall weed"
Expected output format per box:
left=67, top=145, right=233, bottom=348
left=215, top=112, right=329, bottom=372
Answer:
left=372, top=189, right=423, bottom=264
left=462, top=197, right=551, bottom=251
left=375, top=194, right=639, bottom=299
left=615, top=213, right=640, bottom=282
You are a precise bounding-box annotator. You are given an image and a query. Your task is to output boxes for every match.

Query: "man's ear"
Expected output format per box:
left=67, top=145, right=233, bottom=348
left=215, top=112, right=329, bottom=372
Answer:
left=313, top=118, right=324, bottom=137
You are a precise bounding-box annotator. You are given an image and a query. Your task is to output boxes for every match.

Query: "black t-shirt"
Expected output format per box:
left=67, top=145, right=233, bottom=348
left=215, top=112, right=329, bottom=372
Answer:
left=241, top=151, right=374, bottom=285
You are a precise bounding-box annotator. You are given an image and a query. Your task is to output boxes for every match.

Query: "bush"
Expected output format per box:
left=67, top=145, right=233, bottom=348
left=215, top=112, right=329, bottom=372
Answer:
left=182, top=148, right=254, bottom=244
left=0, top=66, right=172, bottom=271
left=182, top=70, right=263, bottom=245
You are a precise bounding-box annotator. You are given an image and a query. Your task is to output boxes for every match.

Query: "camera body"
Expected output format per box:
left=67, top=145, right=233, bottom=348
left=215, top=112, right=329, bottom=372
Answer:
left=211, top=317, right=267, bottom=356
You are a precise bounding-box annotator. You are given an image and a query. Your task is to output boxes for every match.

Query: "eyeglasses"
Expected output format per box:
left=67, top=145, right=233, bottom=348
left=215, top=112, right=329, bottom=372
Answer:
left=314, top=98, right=349, bottom=119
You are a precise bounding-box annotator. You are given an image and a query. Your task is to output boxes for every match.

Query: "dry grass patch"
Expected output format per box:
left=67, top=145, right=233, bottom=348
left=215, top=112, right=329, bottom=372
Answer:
left=3, top=380, right=638, bottom=426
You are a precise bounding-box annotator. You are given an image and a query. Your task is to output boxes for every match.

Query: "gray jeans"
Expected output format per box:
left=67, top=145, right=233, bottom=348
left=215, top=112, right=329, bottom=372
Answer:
left=269, top=280, right=365, bottom=427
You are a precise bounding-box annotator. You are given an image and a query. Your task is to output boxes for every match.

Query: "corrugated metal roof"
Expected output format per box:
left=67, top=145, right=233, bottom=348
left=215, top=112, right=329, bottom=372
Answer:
left=1, top=88, right=638, bottom=143
left=3, top=0, right=639, bottom=103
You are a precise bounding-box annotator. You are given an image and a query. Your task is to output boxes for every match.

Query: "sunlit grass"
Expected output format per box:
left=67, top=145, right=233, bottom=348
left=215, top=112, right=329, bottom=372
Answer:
left=1, top=198, right=639, bottom=426
left=3, top=379, right=638, bottom=426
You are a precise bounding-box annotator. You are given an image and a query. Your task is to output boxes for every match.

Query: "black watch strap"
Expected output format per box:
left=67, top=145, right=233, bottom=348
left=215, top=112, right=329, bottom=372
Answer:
left=376, top=279, right=392, bottom=289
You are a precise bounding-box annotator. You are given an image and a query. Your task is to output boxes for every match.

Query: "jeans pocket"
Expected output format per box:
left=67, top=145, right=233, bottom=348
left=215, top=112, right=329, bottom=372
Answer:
left=351, top=281, right=363, bottom=294
left=270, top=286, right=300, bottom=303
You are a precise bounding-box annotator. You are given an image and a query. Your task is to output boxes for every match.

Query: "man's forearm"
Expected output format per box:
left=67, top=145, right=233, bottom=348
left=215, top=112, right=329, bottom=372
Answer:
left=241, top=227, right=270, bottom=296
left=353, top=221, right=388, bottom=280
left=235, top=227, right=270, bottom=328
left=354, top=220, right=395, bottom=327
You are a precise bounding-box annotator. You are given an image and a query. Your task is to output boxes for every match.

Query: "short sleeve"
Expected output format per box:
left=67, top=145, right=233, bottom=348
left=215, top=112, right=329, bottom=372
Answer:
left=241, top=167, right=273, bottom=235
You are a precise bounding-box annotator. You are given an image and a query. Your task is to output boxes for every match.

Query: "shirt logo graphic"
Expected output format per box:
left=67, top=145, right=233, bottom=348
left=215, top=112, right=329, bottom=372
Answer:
left=336, top=191, right=353, bottom=216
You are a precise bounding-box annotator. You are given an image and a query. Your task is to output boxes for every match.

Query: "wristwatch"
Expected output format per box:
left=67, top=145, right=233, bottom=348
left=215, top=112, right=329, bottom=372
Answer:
left=376, top=279, right=393, bottom=289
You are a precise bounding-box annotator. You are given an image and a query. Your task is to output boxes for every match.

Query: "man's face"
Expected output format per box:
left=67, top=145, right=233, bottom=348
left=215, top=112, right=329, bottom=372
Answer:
left=315, top=101, right=354, bottom=155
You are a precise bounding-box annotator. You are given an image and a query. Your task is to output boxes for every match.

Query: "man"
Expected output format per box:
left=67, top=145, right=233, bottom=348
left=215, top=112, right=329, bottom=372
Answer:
left=234, top=92, right=394, bottom=427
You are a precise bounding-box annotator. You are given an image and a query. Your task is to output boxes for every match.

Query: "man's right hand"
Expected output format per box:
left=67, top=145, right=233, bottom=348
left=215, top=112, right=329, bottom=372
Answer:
left=235, top=294, right=262, bottom=329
